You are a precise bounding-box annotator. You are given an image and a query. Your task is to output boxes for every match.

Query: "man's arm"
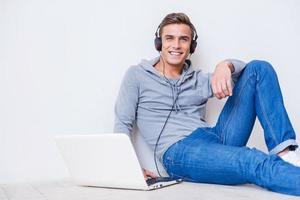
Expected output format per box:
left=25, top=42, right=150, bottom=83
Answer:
left=114, top=66, right=157, bottom=179
left=114, top=66, right=139, bottom=136
left=211, top=59, right=246, bottom=99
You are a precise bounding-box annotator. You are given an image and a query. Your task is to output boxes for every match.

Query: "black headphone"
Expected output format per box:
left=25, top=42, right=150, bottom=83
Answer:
left=154, top=25, right=198, bottom=54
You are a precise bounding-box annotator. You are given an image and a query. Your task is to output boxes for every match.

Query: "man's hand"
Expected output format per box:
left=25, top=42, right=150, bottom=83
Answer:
left=142, top=168, right=157, bottom=180
left=211, top=60, right=234, bottom=99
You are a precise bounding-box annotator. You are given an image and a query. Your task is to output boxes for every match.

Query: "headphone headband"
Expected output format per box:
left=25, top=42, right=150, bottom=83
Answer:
left=155, top=25, right=198, bottom=41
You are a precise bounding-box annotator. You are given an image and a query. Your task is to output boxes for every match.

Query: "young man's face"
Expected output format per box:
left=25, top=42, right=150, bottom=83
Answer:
left=160, top=23, right=192, bottom=68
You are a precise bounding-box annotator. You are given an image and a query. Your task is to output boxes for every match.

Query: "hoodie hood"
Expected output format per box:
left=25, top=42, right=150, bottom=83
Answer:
left=139, top=56, right=196, bottom=85
left=138, top=56, right=197, bottom=112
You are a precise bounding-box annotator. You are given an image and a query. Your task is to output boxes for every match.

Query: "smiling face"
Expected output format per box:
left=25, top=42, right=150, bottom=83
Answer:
left=160, top=23, right=192, bottom=69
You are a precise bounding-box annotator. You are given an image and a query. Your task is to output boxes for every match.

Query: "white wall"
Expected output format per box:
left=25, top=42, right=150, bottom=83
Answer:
left=0, top=0, right=299, bottom=183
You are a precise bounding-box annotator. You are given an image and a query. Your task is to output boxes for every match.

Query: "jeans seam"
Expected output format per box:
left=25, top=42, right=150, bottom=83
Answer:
left=256, top=80, right=279, bottom=147
left=201, top=127, right=222, bottom=141
left=221, top=73, right=256, bottom=144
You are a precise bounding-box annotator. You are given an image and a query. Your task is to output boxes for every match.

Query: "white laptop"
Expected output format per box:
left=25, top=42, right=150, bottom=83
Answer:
left=55, top=133, right=182, bottom=190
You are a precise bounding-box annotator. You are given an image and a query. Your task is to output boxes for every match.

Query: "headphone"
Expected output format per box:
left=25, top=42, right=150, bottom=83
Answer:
left=154, top=25, right=198, bottom=54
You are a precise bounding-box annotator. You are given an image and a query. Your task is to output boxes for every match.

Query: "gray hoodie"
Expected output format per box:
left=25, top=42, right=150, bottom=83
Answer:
left=114, top=57, right=246, bottom=161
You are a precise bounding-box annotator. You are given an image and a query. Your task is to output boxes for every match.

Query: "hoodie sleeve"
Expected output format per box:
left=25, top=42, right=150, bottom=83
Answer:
left=114, top=66, right=139, bottom=137
left=226, top=59, right=246, bottom=83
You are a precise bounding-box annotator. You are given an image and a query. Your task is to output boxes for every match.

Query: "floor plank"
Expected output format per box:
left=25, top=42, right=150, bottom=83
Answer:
left=0, top=187, right=9, bottom=200
left=1, top=181, right=299, bottom=200
left=1, top=184, right=47, bottom=200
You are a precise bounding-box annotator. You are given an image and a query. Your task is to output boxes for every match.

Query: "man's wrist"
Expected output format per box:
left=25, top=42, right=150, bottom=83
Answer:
left=225, top=60, right=235, bottom=73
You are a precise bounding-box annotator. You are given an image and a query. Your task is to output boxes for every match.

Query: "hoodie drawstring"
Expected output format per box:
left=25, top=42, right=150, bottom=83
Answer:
left=169, top=83, right=181, bottom=113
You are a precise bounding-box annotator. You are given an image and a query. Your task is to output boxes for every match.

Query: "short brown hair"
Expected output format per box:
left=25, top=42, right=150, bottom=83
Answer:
left=158, top=13, right=196, bottom=39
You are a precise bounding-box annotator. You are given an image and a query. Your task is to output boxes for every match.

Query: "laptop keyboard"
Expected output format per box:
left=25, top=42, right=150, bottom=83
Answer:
left=146, top=177, right=180, bottom=186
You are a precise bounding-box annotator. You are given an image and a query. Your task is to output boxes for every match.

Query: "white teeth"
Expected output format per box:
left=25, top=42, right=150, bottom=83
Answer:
left=170, top=52, right=181, bottom=55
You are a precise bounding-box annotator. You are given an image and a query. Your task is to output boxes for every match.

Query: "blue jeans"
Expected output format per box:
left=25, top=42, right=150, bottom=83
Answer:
left=162, top=60, right=300, bottom=196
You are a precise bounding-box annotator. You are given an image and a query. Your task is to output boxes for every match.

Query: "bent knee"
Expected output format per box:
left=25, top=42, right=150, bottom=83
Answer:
left=245, top=60, right=276, bottom=76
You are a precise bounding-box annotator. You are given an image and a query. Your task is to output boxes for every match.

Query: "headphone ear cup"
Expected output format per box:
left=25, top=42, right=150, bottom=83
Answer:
left=190, top=40, right=197, bottom=54
left=154, top=37, right=162, bottom=51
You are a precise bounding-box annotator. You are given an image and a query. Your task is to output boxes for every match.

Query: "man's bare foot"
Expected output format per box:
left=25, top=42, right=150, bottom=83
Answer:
left=277, top=147, right=290, bottom=157
left=278, top=147, right=300, bottom=167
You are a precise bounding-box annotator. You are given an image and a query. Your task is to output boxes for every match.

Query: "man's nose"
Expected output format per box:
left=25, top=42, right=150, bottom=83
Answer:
left=172, top=39, right=181, bottom=49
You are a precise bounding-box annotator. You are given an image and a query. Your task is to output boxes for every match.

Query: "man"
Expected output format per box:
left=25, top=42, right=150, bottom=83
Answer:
left=114, top=13, right=300, bottom=196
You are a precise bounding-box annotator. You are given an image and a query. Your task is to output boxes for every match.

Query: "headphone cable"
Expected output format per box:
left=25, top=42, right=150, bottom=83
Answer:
left=153, top=56, right=188, bottom=177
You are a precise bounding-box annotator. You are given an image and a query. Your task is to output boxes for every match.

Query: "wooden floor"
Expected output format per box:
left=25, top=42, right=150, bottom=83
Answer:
left=0, top=180, right=299, bottom=200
